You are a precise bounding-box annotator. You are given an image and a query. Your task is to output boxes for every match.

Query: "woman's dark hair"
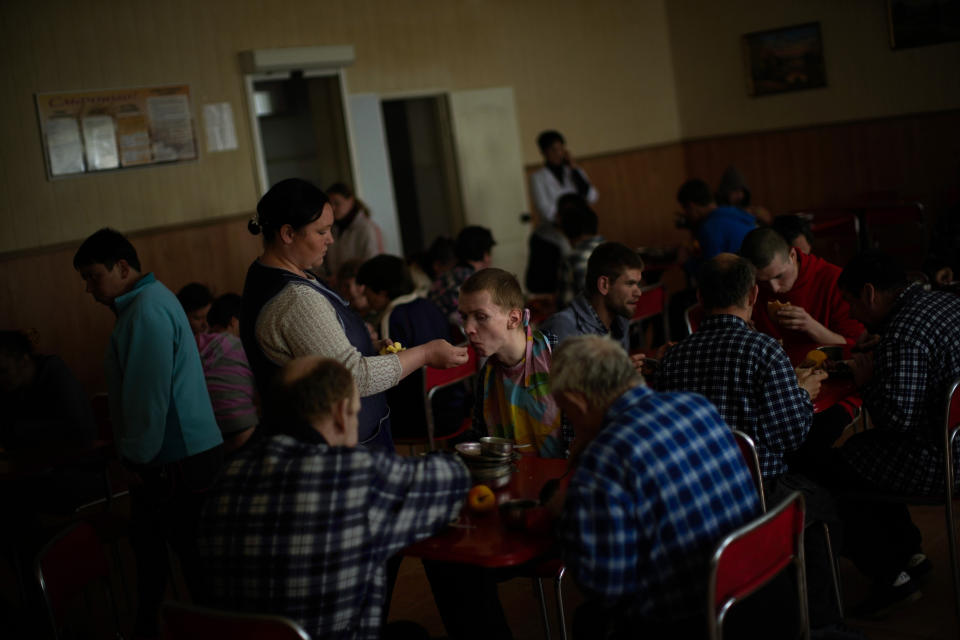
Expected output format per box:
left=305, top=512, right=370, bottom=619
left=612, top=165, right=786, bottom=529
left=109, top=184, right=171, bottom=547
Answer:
left=413, top=236, right=456, bottom=279
left=537, top=130, right=565, bottom=153
left=356, top=255, right=414, bottom=300
left=249, top=178, right=329, bottom=242
left=676, top=179, right=714, bottom=207
left=326, top=182, right=355, bottom=198
left=177, top=283, right=213, bottom=313
left=0, top=330, right=34, bottom=358
left=207, top=293, right=243, bottom=329
left=73, top=228, right=141, bottom=271
left=454, top=226, right=495, bottom=263
left=557, top=194, right=599, bottom=241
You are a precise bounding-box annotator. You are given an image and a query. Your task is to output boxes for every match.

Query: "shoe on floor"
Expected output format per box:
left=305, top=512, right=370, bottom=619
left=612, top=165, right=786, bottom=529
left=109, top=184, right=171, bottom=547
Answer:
left=905, top=552, right=932, bottom=583
left=849, top=571, right=921, bottom=619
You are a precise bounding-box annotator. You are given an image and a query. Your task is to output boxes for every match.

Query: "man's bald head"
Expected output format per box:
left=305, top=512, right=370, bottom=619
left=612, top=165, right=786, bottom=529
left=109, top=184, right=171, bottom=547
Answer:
left=267, top=357, right=359, bottom=445
left=697, top=253, right=757, bottom=311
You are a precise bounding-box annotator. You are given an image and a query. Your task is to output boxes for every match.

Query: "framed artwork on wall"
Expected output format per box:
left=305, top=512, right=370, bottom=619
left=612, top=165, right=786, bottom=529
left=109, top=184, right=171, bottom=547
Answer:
left=887, top=0, right=960, bottom=49
left=742, top=22, right=827, bottom=97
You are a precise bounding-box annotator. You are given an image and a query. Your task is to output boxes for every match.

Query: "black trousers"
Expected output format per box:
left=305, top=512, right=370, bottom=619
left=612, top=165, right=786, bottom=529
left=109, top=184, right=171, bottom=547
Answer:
left=806, top=449, right=922, bottom=586
left=127, top=445, right=223, bottom=637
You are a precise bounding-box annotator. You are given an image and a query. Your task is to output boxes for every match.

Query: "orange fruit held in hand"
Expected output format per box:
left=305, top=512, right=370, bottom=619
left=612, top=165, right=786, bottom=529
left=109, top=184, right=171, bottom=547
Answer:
left=467, top=484, right=496, bottom=513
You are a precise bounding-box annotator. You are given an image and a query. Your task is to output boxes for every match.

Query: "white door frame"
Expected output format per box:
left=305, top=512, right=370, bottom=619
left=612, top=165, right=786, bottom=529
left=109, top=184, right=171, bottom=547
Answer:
left=242, top=67, right=357, bottom=196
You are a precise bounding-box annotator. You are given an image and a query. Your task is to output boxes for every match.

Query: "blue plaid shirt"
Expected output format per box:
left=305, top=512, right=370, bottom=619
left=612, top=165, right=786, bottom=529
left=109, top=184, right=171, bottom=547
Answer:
left=559, top=385, right=760, bottom=623
left=651, top=313, right=813, bottom=477
left=197, top=432, right=470, bottom=640
left=842, top=284, right=960, bottom=494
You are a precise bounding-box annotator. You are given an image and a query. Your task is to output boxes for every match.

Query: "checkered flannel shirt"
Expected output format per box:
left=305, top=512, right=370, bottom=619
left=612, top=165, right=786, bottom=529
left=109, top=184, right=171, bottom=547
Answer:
left=842, top=284, right=960, bottom=494
left=557, top=235, right=605, bottom=308
left=197, top=433, right=470, bottom=640
left=559, top=385, right=760, bottom=623
left=651, top=313, right=812, bottom=477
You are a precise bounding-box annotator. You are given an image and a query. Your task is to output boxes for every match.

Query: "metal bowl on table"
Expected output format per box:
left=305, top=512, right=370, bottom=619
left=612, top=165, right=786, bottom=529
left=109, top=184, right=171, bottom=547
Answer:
left=479, top=437, right=515, bottom=456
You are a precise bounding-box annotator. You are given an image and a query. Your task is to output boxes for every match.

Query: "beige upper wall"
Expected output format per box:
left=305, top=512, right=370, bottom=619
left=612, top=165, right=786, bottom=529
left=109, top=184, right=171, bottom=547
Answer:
left=0, top=0, right=680, bottom=253
left=666, top=0, right=960, bottom=139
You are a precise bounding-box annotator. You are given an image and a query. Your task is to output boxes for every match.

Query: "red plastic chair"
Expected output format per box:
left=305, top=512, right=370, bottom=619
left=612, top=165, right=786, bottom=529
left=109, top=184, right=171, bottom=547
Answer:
left=707, top=491, right=809, bottom=640
left=161, top=602, right=310, bottom=640
left=842, top=377, right=960, bottom=620
left=394, top=344, right=479, bottom=451
left=731, top=430, right=843, bottom=619
left=630, top=282, right=669, bottom=349
left=35, top=522, right=124, bottom=640
left=793, top=209, right=861, bottom=268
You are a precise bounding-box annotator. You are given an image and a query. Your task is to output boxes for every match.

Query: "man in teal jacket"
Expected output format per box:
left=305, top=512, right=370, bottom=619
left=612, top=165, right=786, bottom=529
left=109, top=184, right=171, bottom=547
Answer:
left=74, top=228, right=223, bottom=638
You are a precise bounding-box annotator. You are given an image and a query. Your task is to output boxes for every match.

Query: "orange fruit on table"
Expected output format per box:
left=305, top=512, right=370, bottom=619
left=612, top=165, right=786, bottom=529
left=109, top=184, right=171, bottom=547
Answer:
left=467, top=484, right=496, bottom=513
left=803, top=350, right=829, bottom=369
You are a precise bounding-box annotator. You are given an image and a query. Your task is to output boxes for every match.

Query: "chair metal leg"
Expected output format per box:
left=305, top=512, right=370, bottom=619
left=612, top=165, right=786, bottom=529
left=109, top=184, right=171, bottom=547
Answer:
left=821, top=522, right=844, bottom=620
left=946, top=496, right=960, bottom=622
left=533, top=577, right=552, bottom=639
left=554, top=566, right=567, bottom=640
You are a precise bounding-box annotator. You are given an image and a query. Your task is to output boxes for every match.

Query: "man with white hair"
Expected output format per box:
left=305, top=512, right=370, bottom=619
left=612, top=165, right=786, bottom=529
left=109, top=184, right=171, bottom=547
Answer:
left=550, top=335, right=760, bottom=637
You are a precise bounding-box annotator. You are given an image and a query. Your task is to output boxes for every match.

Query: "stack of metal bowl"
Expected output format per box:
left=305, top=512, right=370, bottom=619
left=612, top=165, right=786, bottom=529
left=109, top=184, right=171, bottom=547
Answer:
left=454, top=437, right=519, bottom=488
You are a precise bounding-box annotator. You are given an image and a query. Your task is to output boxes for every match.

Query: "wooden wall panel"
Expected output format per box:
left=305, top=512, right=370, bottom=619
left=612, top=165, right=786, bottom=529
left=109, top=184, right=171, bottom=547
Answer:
left=5, top=109, right=956, bottom=395
left=0, top=214, right=261, bottom=394
left=524, top=142, right=689, bottom=250
left=682, top=110, right=960, bottom=218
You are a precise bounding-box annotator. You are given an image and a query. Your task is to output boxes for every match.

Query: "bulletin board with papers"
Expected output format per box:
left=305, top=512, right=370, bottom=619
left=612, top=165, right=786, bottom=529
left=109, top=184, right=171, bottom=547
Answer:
left=35, top=84, right=198, bottom=179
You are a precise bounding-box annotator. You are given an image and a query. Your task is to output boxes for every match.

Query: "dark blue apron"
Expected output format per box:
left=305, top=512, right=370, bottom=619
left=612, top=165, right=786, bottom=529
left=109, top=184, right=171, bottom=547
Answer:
left=241, top=260, right=393, bottom=451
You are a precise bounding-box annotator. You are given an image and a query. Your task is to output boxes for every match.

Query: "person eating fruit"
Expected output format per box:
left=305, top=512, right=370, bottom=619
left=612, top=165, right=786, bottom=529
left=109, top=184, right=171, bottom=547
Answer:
left=740, top=227, right=863, bottom=346
left=240, top=178, right=468, bottom=452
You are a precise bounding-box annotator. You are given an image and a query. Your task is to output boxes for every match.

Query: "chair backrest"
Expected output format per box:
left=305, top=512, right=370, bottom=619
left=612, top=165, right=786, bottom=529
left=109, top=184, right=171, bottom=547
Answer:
left=35, top=522, right=116, bottom=638
left=631, top=282, right=666, bottom=322
left=944, top=377, right=960, bottom=503
left=161, top=602, right=311, bottom=640
left=425, top=343, right=478, bottom=397
left=707, top=492, right=808, bottom=640
left=684, top=302, right=704, bottom=336
left=731, top=430, right=767, bottom=512
left=805, top=209, right=861, bottom=268
left=421, top=344, right=478, bottom=449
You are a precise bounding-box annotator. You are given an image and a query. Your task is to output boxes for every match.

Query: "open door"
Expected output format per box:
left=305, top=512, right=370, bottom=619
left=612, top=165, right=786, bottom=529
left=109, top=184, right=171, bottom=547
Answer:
left=448, top=87, right=529, bottom=279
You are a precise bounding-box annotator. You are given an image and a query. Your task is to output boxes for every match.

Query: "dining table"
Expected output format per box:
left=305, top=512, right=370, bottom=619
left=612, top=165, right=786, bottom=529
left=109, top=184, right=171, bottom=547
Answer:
left=784, top=342, right=860, bottom=414
left=403, top=456, right=568, bottom=568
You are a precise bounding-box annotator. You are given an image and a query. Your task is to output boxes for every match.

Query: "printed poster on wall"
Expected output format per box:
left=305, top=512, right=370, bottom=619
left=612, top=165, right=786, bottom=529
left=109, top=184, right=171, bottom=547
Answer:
left=35, top=85, right=197, bottom=178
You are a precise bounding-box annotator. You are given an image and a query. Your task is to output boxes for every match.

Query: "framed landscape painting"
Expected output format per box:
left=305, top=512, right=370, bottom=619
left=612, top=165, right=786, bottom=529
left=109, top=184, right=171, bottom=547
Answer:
left=742, top=22, right=827, bottom=97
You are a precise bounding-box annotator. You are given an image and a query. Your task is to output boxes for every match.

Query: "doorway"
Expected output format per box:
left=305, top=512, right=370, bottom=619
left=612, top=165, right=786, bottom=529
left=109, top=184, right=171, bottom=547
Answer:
left=381, top=95, right=464, bottom=257
left=248, top=71, right=353, bottom=193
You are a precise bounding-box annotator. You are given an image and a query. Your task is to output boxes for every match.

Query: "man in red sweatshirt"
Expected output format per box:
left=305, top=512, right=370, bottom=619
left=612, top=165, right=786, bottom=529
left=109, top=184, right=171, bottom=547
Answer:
left=740, top=227, right=864, bottom=346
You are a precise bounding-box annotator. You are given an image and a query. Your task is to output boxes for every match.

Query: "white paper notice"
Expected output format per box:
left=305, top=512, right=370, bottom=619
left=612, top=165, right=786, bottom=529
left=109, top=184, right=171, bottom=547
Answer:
left=82, top=115, right=120, bottom=170
left=45, top=118, right=85, bottom=176
left=146, top=94, right=197, bottom=160
left=203, top=102, right=238, bottom=152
